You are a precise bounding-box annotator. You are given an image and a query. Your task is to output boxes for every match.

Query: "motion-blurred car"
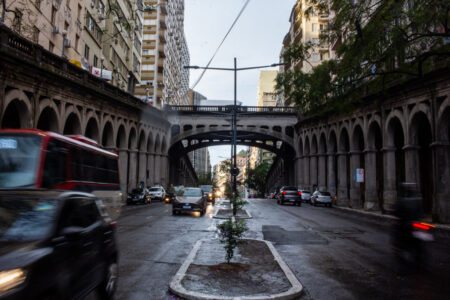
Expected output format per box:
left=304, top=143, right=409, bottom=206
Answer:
left=127, top=188, right=150, bottom=205
left=199, top=185, right=215, bottom=204
left=298, top=190, right=312, bottom=203
left=172, top=187, right=207, bottom=216
left=147, top=186, right=165, bottom=201
left=0, top=191, right=118, bottom=299
left=277, top=186, right=302, bottom=206
left=311, top=191, right=333, bottom=207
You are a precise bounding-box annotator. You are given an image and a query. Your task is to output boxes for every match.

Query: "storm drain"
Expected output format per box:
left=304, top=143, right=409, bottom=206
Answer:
left=262, top=225, right=328, bottom=245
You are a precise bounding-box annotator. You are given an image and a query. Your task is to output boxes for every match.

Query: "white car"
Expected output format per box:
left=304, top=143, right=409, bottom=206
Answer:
left=148, top=186, right=166, bottom=201
left=299, top=190, right=311, bottom=203
left=311, top=191, right=332, bottom=207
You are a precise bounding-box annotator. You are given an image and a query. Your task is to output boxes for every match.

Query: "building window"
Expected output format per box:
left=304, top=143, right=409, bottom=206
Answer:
left=51, top=6, right=57, bottom=25
left=312, top=23, right=317, bottom=32
left=49, top=41, right=54, bottom=52
left=64, top=21, right=69, bottom=31
left=85, top=13, right=103, bottom=43
left=84, top=45, right=90, bottom=60
left=320, top=24, right=327, bottom=32
left=93, top=55, right=98, bottom=67
left=32, top=26, right=40, bottom=43
left=311, top=52, right=320, bottom=62
left=75, top=34, right=79, bottom=52
left=98, top=1, right=105, bottom=14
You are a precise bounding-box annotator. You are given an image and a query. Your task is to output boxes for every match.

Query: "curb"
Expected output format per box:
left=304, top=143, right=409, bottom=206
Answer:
left=213, top=208, right=253, bottom=220
left=169, top=238, right=303, bottom=300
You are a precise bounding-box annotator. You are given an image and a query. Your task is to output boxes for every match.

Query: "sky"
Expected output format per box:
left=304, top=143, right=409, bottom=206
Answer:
left=184, top=0, right=296, bottom=168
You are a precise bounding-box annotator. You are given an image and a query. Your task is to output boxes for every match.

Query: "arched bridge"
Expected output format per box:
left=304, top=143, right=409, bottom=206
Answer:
left=166, top=105, right=299, bottom=158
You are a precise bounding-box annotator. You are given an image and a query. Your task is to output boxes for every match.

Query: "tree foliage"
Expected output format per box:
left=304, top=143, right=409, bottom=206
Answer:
left=217, top=219, right=248, bottom=263
left=276, top=0, right=450, bottom=115
left=245, top=161, right=271, bottom=196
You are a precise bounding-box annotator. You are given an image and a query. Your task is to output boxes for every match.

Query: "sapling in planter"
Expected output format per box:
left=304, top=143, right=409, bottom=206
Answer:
left=217, top=218, right=248, bottom=263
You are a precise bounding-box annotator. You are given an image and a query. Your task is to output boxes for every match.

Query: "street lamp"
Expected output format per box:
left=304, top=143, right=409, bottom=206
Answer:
left=184, top=58, right=283, bottom=216
left=100, top=56, right=104, bottom=80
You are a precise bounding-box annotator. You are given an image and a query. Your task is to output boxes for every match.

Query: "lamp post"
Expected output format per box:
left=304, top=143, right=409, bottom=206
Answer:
left=100, top=56, right=104, bottom=80
left=184, top=58, right=283, bottom=216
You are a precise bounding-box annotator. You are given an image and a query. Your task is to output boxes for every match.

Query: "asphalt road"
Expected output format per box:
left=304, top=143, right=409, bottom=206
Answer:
left=113, top=199, right=450, bottom=300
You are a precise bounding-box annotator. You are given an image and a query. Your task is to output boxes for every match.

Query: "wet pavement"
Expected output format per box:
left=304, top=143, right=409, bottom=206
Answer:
left=113, top=199, right=450, bottom=299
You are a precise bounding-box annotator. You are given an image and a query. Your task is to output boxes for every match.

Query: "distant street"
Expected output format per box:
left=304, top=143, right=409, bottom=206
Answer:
left=114, top=199, right=450, bottom=300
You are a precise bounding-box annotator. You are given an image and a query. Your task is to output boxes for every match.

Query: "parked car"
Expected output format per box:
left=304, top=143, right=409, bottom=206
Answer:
left=298, top=190, right=312, bottom=203
left=277, top=186, right=302, bottom=206
left=311, top=191, right=333, bottom=207
left=147, top=186, right=166, bottom=201
left=127, top=188, right=150, bottom=205
left=172, top=187, right=207, bottom=216
left=0, top=191, right=118, bottom=299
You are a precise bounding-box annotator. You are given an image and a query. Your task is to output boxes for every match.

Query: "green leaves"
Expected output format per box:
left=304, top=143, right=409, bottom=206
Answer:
left=245, top=161, right=271, bottom=196
left=217, top=219, right=248, bottom=263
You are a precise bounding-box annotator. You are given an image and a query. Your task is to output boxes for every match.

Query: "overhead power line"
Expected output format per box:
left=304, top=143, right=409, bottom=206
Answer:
left=190, top=0, right=252, bottom=90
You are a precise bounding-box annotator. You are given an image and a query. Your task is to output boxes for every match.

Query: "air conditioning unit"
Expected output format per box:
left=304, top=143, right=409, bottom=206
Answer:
left=52, top=26, right=60, bottom=34
left=63, top=38, right=71, bottom=48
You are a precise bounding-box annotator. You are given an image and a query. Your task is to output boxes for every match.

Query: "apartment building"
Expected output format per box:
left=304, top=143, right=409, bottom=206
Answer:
left=2, top=0, right=143, bottom=93
left=134, top=0, right=189, bottom=108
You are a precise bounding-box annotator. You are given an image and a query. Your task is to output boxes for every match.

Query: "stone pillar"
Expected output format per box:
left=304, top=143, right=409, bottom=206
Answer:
left=118, top=149, right=128, bottom=201
left=146, top=153, right=151, bottom=186
left=383, top=147, right=397, bottom=212
left=327, top=152, right=336, bottom=197
left=432, top=142, right=450, bottom=223
left=153, top=154, right=161, bottom=185
left=160, top=155, right=168, bottom=187
left=296, top=156, right=304, bottom=187
left=148, top=154, right=155, bottom=186
left=303, top=155, right=310, bottom=190
left=364, top=149, right=378, bottom=210
left=337, top=152, right=349, bottom=206
left=128, top=149, right=138, bottom=191
left=349, top=150, right=363, bottom=209
left=310, top=154, right=318, bottom=190
left=138, top=150, right=147, bottom=185
left=318, top=153, right=327, bottom=191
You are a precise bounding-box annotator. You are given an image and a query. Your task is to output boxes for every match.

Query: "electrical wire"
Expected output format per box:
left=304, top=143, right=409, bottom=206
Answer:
left=189, top=0, right=252, bottom=90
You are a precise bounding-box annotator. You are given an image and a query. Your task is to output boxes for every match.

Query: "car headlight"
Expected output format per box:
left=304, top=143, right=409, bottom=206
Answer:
left=0, top=268, right=27, bottom=294
left=208, top=193, right=212, bottom=197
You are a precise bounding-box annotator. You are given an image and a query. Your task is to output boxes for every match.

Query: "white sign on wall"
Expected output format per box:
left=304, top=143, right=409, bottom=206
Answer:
left=355, top=168, right=365, bottom=183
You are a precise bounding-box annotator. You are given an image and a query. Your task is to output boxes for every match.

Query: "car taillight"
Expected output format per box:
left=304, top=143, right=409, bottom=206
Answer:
left=282, top=191, right=287, bottom=195
left=297, top=191, right=302, bottom=196
left=412, top=222, right=435, bottom=231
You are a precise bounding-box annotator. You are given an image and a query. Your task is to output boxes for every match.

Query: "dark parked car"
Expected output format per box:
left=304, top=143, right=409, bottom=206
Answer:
left=127, top=188, right=150, bottom=205
left=277, top=186, right=302, bottom=206
left=0, top=191, right=118, bottom=299
left=172, top=187, right=207, bottom=216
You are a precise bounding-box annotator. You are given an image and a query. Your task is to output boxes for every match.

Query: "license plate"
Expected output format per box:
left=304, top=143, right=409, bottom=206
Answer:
left=183, top=205, right=191, bottom=209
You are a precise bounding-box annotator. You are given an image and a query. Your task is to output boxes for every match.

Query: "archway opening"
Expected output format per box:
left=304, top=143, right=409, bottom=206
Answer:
left=411, top=112, right=433, bottom=215
left=37, top=107, right=58, bottom=132
left=329, top=131, right=338, bottom=196
left=85, top=118, right=99, bottom=142
left=319, top=133, right=328, bottom=190
left=339, top=129, right=351, bottom=203
left=102, top=122, right=114, bottom=147
left=368, top=122, right=383, bottom=211
left=388, top=118, right=405, bottom=191
left=63, top=113, right=81, bottom=134
left=2, top=100, right=29, bottom=128
left=353, top=125, right=365, bottom=207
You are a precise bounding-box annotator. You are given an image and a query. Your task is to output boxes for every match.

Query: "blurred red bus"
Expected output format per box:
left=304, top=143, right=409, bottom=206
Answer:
left=0, top=129, right=122, bottom=219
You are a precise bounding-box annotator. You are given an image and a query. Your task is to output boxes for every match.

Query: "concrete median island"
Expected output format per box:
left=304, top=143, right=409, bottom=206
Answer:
left=169, top=239, right=303, bottom=300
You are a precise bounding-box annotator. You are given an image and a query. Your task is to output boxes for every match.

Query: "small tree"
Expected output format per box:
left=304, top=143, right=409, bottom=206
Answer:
left=245, top=161, right=271, bottom=197
left=217, top=218, right=248, bottom=263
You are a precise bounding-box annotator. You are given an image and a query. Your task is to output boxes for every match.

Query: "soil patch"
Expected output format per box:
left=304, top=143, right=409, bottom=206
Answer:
left=181, top=239, right=292, bottom=297
left=215, top=208, right=251, bottom=219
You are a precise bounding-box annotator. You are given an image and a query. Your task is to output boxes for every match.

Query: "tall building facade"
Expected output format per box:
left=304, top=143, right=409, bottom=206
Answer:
left=134, top=0, right=189, bottom=108
left=188, top=147, right=211, bottom=179
left=2, top=0, right=143, bottom=92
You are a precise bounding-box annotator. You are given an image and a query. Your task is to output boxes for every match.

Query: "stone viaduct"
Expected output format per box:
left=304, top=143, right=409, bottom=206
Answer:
left=0, top=25, right=197, bottom=195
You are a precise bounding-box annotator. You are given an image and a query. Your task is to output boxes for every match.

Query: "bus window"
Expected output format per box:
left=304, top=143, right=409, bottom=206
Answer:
left=42, top=141, right=67, bottom=188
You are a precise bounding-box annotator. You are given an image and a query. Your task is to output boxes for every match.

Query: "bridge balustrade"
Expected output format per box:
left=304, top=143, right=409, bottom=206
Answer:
left=165, top=105, right=298, bottom=114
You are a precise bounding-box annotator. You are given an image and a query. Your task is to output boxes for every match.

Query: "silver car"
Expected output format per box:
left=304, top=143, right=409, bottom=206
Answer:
left=311, top=191, right=332, bottom=207
left=148, top=186, right=166, bottom=201
left=299, top=190, right=311, bottom=203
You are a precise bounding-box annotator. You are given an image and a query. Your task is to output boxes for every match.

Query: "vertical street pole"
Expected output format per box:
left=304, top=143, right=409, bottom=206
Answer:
left=232, top=57, right=238, bottom=216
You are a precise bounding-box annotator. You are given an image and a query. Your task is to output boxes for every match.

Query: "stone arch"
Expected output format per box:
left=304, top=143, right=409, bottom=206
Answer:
left=138, top=129, right=147, bottom=151
left=147, top=132, right=154, bottom=152
left=183, top=124, right=193, bottom=132
left=367, top=120, right=384, bottom=211
left=310, top=133, right=319, bottom=190
left=85, top=117, right=100, bottom=142
left=63, top=111, right=82, bottom=135
left=385, top=110, right=406, bottom=147
left=298, top=137, right=304, bottom=156
left=1, top=89, right=32, bottom=128
left=409, top=110, right=434, bottom=215
left=37, top=106, right=59, bottom=132
left=161, top=136, right=167, bottom=154
left=351, top=123, right=365, bottom=207
left=437, top=100, right=450, bottom=142
left=102, top=121, right=115, bottom=147
left=408, top=103, right=432, bottom=142
left=303, top=135, right=311, bottom=189
left=116, top=124, right=127, bottom=148
left=127, top=127, right=138, bottom=191
left=137, top=129, right=147, bottom=186
left=327, top=129, right=338, bottom=196
left=318, top=132, right=328, bottom=191
left=128, top=127, right=137, bottom=149
left=154, top=134, right=161, bottom=154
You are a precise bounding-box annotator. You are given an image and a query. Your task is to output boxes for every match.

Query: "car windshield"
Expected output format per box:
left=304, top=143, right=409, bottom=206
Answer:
left=321, top=192, right=331, bottom=196
left=0, top=198, right=57, bottom=241
left=181, top=188, right=202, bottom=197
left=199, top=185, right=212, bottom=192
left=149, top=188, right=161, bottom=192
left=0, top=135, right=42, bottom=189
left=132, top=189, right=143, bottom=194
left=283, top=187, right=298, bottom=191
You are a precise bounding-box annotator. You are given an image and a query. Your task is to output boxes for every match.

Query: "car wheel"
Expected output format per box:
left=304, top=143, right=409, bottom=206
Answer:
left=97, top=260, right=118, bottom=300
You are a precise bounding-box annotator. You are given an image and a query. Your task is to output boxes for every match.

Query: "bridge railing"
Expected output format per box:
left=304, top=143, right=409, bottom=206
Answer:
left=165, top=105, right=298, bottom=114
